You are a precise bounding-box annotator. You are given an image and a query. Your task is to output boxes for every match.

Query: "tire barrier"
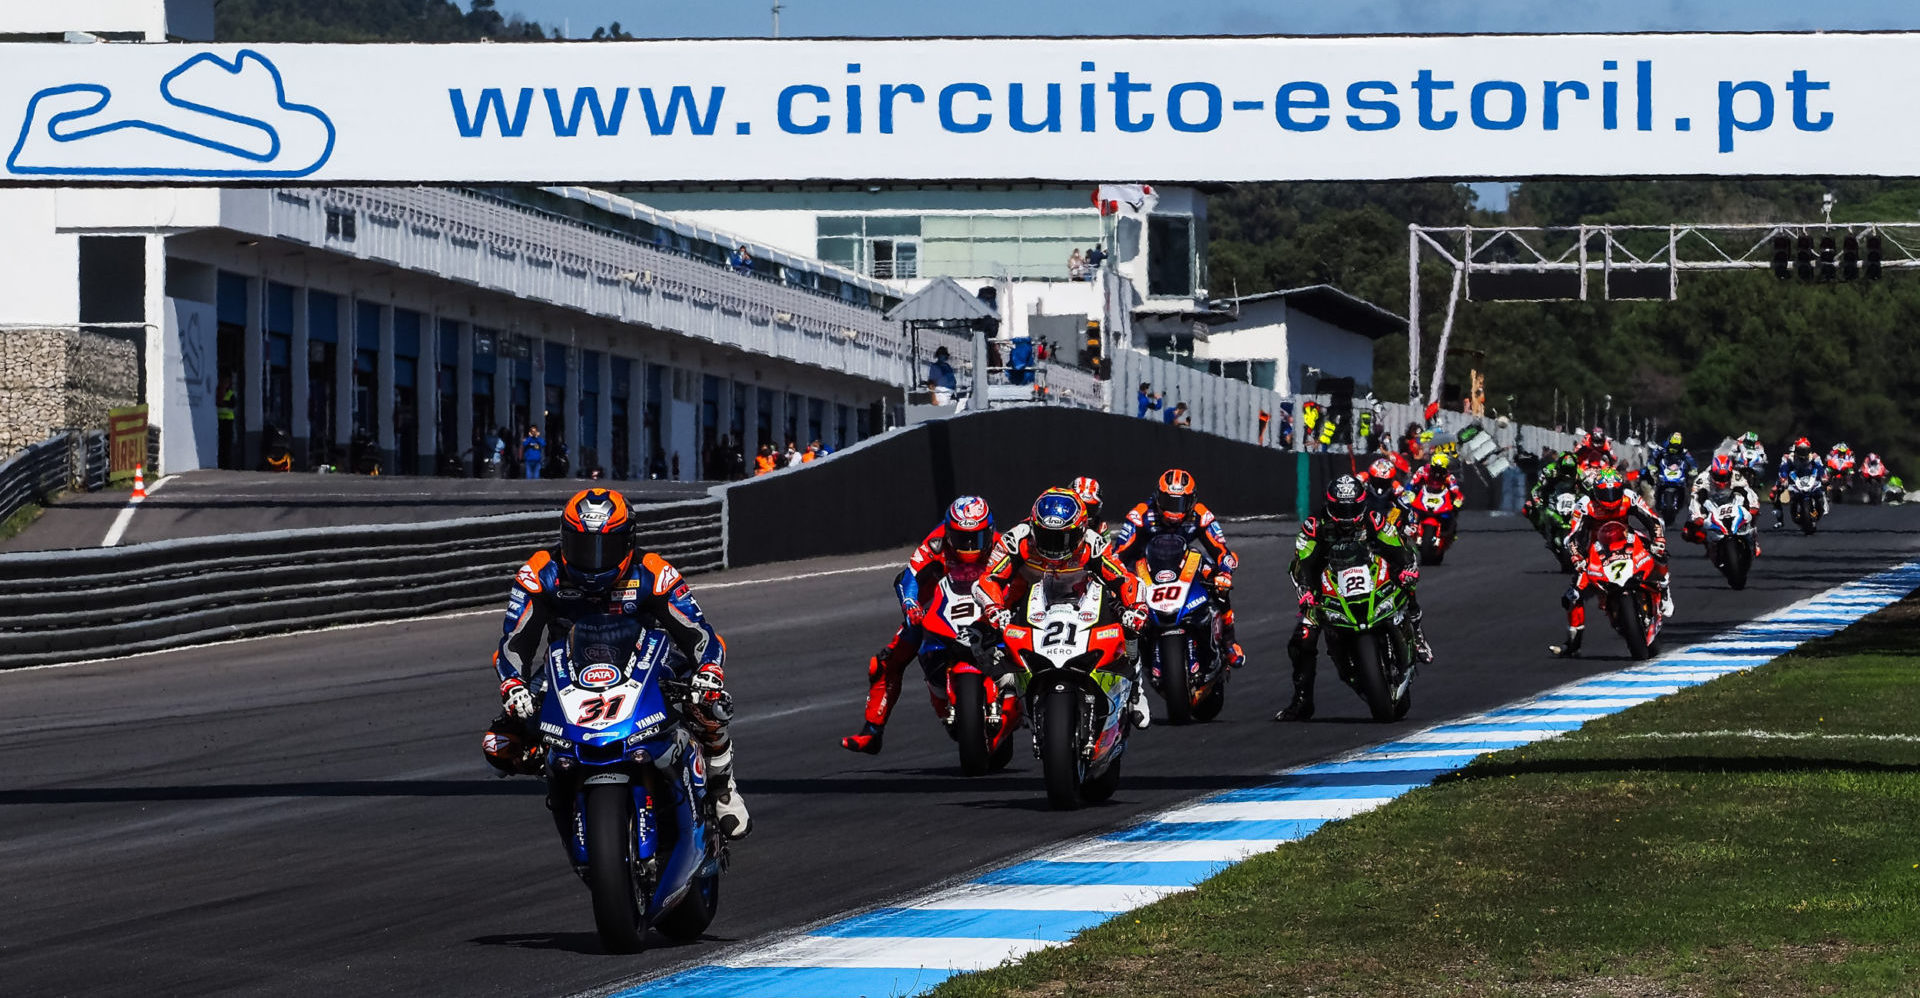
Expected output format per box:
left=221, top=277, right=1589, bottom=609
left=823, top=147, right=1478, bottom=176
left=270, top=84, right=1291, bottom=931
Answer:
left=0, top=497, right=722, bottom=669
left=0, top=431, right=104, bottom=527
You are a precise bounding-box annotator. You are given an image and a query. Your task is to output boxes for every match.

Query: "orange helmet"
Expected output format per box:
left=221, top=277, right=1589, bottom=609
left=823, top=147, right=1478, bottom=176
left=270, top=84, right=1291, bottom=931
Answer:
left=1155, top=468, right=1197, bottom=522
left=560, top=488, right=634, bottom=590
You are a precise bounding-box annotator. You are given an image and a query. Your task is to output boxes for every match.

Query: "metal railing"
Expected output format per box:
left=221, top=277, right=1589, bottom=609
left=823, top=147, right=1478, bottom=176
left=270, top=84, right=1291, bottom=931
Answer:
left=0, top=431, right=103, bottom=527
left=0, top=497, right=724, bottom=669
left=252, top=188, right=907, bottom=384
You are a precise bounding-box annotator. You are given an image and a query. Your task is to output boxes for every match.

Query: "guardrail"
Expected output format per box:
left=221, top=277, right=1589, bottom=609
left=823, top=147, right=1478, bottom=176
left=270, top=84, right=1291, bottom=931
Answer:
left=0, top=497, right=724, bottom=670
left=0, top=431, right=105, bottom=527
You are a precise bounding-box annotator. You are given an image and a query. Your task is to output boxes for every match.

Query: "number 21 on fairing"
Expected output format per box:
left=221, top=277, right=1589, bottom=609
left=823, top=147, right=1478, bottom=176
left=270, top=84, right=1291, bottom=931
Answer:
left=1042, top=620, right=1079, bottom=647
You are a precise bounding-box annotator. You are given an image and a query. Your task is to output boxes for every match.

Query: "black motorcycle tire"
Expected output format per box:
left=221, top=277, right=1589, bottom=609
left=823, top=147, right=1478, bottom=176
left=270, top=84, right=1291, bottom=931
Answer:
left=584, top=783, right=647, bottom=954
left=1039, top=687, right=1083, bottom=810
left=988, top=720, right=1016, bottom=772
left=1723, top=537, right=1752, bottom=590
left=1082, top=751, right=1123, bottom=803
left=952, top=672, right=991, bottom=777
left=1192, top=671, right=1226, bottom=722
left=1420, top=535, right=1445, bottom=566
left=1351, top=631, right=1398, bottom=723
left=655, top=871, right=720, bottom=941
left=1618, top=593, right=1653, bottom=661
left=1158, top=631, right=1194, bottom=725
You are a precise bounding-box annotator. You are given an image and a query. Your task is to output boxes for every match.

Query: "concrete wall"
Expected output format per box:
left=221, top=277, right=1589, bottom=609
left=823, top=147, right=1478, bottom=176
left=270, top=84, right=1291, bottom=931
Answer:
left=0, top=191, right=80, bottom=326
left=725, top=405, right=1302, bottom=566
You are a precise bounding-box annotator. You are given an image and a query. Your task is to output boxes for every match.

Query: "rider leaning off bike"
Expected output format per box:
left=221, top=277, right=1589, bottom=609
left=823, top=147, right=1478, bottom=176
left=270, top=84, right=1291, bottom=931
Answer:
left=1072, top=476, right=1107, bottom=535
left=840, top=496, right=1001, bottom=754
left=1277, top=475, right=1429, bottom=722
left=1684, top=454, right=1763, bottom=553
left=1111, top=469, right=1245, bottom=668
left=1551, top=468, right=1672, bottom=658
left=484, top=488, right=752, bottom=839
left=975, top=488, right=1154, bottom=727
left=1772, top=437, right=1829, bottom=528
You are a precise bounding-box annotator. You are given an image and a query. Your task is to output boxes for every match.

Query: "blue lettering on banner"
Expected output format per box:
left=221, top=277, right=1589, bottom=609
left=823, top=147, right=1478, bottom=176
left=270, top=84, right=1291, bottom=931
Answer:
left=450, top=87, right=533, bottom=137
left=543, top=87, right=627, bottom=137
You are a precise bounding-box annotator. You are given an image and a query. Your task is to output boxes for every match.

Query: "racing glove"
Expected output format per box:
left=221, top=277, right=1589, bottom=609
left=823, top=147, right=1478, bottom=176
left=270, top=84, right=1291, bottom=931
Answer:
left=1120, top=602, right=1149, bottom=634
left=901, top=600, right=924, bottom=627
left=984, top=605, right=1013, bottom=632
left=500, top=677, right=535, bottom=719
left=691, top=663, right=734, bottom=724
left=1213, top=571, right=1234, bottom=593
left=1397, top=567, right=1421, bottom=588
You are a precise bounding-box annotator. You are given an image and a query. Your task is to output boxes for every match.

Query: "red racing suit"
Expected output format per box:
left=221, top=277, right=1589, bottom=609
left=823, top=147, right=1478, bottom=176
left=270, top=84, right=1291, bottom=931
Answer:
left=856, top=523, right=1002, bottom=731
left=1403, top=467, right=1466, bottom=508
left=974, top=524, right=1145, bottom=633
left=1574, top=441, right=1618, bottom=473
left=1561, top=492, right=1668, bottom=631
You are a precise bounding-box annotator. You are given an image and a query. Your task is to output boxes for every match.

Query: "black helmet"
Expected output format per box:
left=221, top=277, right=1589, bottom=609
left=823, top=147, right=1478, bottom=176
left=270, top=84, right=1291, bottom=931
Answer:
left=1324, top=475, right=1368, bottom=526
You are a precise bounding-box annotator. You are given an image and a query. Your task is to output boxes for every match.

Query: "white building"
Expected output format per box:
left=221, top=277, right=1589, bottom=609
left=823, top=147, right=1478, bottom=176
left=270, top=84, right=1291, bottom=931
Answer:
left=1173, top=286, right=1404, bottom=395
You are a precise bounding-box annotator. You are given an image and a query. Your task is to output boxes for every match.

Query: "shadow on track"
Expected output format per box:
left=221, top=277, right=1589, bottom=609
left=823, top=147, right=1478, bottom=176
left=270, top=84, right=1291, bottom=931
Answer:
left=0, top=779, right=544, bottom=805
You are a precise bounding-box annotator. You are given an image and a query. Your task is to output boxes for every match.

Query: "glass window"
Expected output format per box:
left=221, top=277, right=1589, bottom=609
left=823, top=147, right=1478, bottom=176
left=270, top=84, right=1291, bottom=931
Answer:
left=1148, top=215, right=1195, bottom=297
left=817, top=237, right=861, bottom=270
left=864, top=216, right=921, bottom=237
left=818, top=216, right=862, bottom=237
left=921, top=216, right=973, bottom=239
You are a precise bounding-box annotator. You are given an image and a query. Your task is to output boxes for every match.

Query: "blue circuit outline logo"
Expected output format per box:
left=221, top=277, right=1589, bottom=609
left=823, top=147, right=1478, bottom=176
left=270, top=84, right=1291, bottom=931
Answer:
left=6, top=49, right=336, bottom=178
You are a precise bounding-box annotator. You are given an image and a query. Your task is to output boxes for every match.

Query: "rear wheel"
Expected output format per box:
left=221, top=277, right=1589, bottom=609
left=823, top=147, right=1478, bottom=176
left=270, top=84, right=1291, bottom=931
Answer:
left=654, top=872, right=719, bottom=941
left=1039, top=687, right=1082, bottom=810
left=584, top=783, right=646, bottom=954
left=1351, top=631, right=1398, bottom=722
left=1419, top=533, right=1444, bottom=565
left=952, top=673, right=990, bottom=777
left=1157, top=632, right=1193, bottom=725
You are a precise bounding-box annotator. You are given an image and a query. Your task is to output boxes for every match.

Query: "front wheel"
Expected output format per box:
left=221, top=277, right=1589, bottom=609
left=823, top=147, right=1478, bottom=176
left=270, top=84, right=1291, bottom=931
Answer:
left=654, top=872, right=719, bottom=941
left=1722, top=537, right=1752, bottom=590
left=1156, top=631, right=1193, bottom=725
left=1616, top=593, right=1652, bottom=661
left=952, top=672, right=991, bottom=777
left=584, top=783, right=646, bottom=954
left=1038, top=687, right=1083, bottom=810
left=1350, top=631, right=1399, bottom=722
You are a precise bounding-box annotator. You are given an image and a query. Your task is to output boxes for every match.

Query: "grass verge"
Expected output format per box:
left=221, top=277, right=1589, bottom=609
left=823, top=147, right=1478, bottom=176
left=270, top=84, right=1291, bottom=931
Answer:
left=0, top=502, right=43, bottom=543
left=934, top=596, right=1920, bottom=998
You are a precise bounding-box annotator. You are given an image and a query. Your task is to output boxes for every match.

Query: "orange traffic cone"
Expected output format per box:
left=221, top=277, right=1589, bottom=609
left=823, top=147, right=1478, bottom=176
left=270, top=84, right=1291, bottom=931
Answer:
left=132, top=464, right=147, bottom=499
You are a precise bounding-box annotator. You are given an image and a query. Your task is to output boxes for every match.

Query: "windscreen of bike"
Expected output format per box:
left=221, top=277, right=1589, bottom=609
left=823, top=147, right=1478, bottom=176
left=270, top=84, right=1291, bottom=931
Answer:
left=1144, top=533, right=1192, bottom=581
left=1037, top=571, right=1090, bottom=609
left=567, top=614, right=642, bottom=673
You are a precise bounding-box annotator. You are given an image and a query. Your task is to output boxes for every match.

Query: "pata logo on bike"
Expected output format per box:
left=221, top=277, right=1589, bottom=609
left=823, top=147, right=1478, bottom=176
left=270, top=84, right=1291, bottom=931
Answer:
left=577, top=663, right=623, bottom=689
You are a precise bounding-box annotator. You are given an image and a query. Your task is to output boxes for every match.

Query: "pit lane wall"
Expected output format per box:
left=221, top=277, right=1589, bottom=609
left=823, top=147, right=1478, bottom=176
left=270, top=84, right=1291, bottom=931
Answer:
left=722, top=406, right=1302, bottom=567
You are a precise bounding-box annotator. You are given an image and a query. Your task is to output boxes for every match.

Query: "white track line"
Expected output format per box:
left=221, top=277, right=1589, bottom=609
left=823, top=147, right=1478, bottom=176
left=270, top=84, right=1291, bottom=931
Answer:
left=99, top=474, right=177, bottom=548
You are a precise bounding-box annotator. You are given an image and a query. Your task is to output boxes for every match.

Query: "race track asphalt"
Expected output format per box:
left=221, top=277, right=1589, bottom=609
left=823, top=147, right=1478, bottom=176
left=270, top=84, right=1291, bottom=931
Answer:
left=3, top=506, right=1916, bottom=998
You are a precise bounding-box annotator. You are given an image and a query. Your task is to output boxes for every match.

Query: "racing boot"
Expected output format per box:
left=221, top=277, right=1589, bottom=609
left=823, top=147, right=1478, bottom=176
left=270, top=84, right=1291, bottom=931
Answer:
left=1409, top=607, right=1434, bottom=665
left=840, top=654, right=900, bottom=754
left=1659, top=580, right=1675, bottom=619
left=706, top=744, right=752, bottom=840
left=1130, top=676, right=1152, bottom=729
left=1226, top=643, right=1248, bottom=669
left=1550, top=625, right=1585, bottom=658
left=1772, top=507, right=1785, bottom=530
left=840, top=721, right=884, bottom=755
left=1274, top=681, right=1314, bottom=721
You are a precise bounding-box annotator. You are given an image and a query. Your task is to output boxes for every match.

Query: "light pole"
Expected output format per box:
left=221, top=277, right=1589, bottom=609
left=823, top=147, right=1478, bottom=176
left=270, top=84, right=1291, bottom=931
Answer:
left=771, top=0, right=783, bottom=37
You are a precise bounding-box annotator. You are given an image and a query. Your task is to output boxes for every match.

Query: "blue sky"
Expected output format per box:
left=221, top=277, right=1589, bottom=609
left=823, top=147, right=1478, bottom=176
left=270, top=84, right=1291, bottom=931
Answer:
left=505, top=0, right=1920, bottom=39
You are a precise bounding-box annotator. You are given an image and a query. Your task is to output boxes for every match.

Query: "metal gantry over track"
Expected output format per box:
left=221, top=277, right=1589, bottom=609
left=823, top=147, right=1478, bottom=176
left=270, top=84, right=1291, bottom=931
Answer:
left=1406, top=221, right=1920, bottom=405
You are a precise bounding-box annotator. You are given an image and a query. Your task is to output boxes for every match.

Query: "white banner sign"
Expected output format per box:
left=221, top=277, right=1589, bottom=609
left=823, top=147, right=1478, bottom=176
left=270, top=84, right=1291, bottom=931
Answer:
left=0, top=35, right=1893, bottom=183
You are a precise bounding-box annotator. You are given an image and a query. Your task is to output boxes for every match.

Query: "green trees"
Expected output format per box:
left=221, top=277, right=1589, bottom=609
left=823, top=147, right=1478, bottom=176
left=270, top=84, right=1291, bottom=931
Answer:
left=214, top=0, right=630, bottom=43
left=1211, top=179, right=1920, bottom=468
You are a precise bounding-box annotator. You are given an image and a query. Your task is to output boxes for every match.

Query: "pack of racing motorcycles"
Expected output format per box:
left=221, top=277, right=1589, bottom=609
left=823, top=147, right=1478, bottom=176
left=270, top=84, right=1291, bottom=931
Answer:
left=466, top=426, right=1899, bottom=951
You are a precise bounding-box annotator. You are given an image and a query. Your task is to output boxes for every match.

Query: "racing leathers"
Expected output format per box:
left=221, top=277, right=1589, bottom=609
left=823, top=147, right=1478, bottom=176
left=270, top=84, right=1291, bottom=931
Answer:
left=1773, top=455, right=1829, bottom=526
left=1731, top=441, right=1768, bottom=485
left=488, top=547, right=751, bottom=839
left=1684, top=471, right=1763, bottom=553
left=974, top=524, right=1152, bottom=725
left=1523, top=454, right=1583, bottom=531
left=842, top=522, right=1003, bottom=753
left=1400, top=467, right=1466, bottom=546
left=1277, top=512, right=1426, bottom=721
left=1111, top=501, right=1243, bottom=667
left=1553, top=493, right=1671, bottom=657
left=1574, top=439, right=1618, bottom=476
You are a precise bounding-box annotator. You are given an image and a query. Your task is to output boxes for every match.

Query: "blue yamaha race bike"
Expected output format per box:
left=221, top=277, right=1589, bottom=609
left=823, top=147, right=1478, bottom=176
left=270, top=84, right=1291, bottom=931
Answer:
left=537, top=615, right=725, bottom=953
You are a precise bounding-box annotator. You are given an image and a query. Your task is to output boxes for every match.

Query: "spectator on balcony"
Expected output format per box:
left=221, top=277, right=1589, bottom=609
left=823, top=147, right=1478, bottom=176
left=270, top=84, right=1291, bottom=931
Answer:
left=928, top=346, right=957, bottom=405
left=1164, top=401, right=1190, bottom=427
left=1137, top=382, right=1164, bottom=418
left=755, top=445, right=777, bottom=476
left=1086, top=244, right=1107, bottom=276
left=519, top=425, right=544, bottom=479
left=1008, top=337, right=1035, bottom=386
left=783, top=440, right=802, bottom=467
left=729, top=245, right=754, bottom=275
left=1068, top=248, right=1086, bottom=280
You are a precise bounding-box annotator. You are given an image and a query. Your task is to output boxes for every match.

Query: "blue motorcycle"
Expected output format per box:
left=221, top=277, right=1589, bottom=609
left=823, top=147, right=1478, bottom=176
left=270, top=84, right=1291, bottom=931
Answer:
left=1128, top=533, right=1228, bottom=724
left=537, top=614, right=725, bottom=953
left=1653, top=459, right=1690, bottom=526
